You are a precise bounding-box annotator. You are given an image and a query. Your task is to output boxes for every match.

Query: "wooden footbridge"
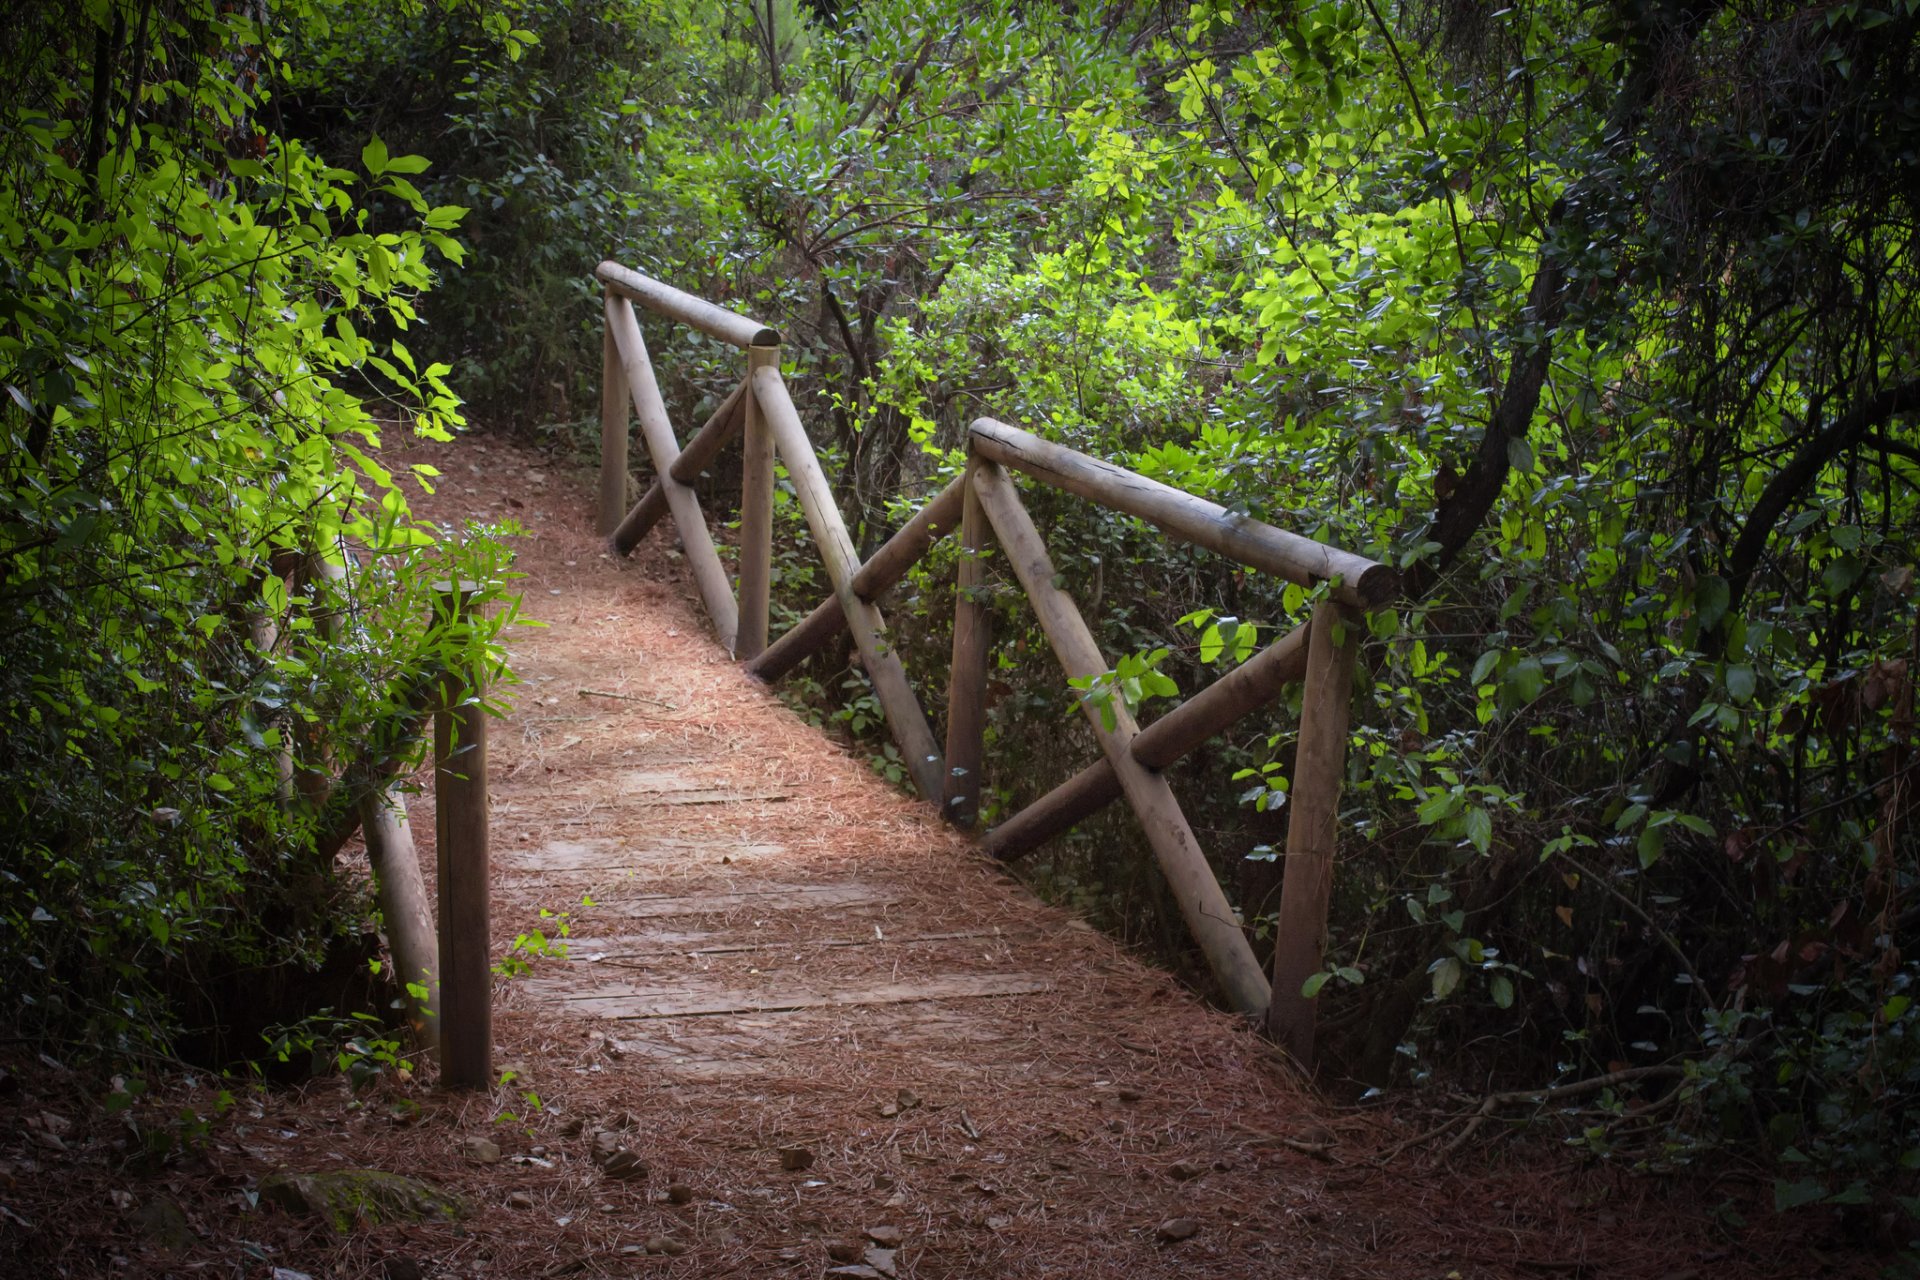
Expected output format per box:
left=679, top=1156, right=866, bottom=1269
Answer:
left=579, top=262, right=1396, bottom=1058
left=308, top=266, right=1751, bottom=1277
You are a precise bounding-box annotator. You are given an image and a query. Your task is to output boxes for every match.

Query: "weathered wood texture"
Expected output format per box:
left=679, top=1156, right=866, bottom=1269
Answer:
left=551, top=974, right=1055, bottom=1021
left=737, top=346, right=780, bottom=660
left=981, top=623, right=1312, bottom=861
left=598, top=305, right=630, bottom=536
left=746, top=475, right=965, bottom=683
left=1265, top=601, right=1361, bottom=1063
left=942, top=463, right=991, bottom=827
left=606, top=295, right=739, bottom=652
left=360, top=786, right=439, bottom=1053
left=970, top=461, right=1270, bottom=1017
left=969, top=418, right=1397, bottom=607
left=609, top=382, right=747, bottom=557
left=596, top=261, right=778, bottom=349
left=434, top=589, right=491, bottom=1089
left=750, top=365, right=945, bottom=801
left=977, top=758, right=1122, bottom=862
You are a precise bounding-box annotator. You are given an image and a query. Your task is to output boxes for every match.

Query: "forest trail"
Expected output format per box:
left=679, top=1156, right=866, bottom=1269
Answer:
left=376, top=437, right=1766, bottom=1279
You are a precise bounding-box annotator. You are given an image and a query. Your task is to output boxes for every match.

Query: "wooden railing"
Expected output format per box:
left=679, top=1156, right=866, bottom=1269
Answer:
left=595, top=262, right=1400, bottom=1063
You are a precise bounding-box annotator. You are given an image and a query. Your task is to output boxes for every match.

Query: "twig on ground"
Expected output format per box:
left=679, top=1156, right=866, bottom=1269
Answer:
left=577, top=687, right=674, bottom=708
left=1437, top=1064, right=1687, bottom=1158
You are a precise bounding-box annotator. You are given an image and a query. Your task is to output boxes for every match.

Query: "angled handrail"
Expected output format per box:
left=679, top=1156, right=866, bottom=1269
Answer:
left=593, top=263, right=1400, bottom=1062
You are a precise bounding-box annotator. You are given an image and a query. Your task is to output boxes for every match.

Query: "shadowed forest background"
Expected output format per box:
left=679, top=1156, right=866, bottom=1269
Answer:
left=3, top=0, right=1918, bottom=1244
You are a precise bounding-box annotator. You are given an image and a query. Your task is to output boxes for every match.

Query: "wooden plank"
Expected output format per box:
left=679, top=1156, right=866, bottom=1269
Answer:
left=609, top=383, right=746, bottom=557
left=942, top=463, right=991, bottom=827
left=558, top=974, right=1055, bottom=1020
left=737, top=345, right=780, bottom=659
left=1266, top=601, right=1361, bottom=1064
left=501, top=838, right=788, bottom=871
left=562, top=927, right=1024, bottom=960
left=750, top=365, right=944, bottom=801
left=598, top=300, right=630, bottom=535
left=969, top=418, right=1398, bottom=607
left=606, top=295, right=740, bottom=651
left=604, top=883, right=899, bottom=918
left=970, top=461, right=1271, bottom=1017
left=596, top=261, right=778, bottom=349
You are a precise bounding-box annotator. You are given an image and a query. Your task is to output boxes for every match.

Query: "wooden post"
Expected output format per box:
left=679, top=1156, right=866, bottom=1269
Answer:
left=943, top=462, right=991, bottom=827
left=598, top=292, right=629, bottom=536
left=737, top=345, right=780, bottom=660
left=749, top=365, right=946, bottom=802
left=980, top=624, right=1312, bottom=861
left=605, top=295, right=740, bottom=652
left=360, top=785, right=439, bottom=1054
left=970, top=461, right=1270, bottom=1017
left=1266, top=600, right=1360, bottom=1064
left=433, top=583, right=491, bottom=1089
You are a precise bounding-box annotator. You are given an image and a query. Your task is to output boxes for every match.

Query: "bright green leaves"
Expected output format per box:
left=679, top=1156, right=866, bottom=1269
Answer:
left=1178, top=607, right=1258, bottom=664
left=1069, top=648, right=1179, bottom=733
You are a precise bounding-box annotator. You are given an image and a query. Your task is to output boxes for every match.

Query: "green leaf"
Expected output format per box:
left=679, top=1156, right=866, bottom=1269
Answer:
left=1724, top=663, right=1756, bottom=704
left=1490, top=974, right=1514, bottom=1008
left=1465, top=807, right=1493, bottom=854
left=1429, top=955, right=1463, bottom=999
left=1637, top=824, right=1665, bottom=868
left=1773, top=1179, right=1829, bottom=1212
left=361, top=134, right=390, bottom=176
left=1301, top=971, right=1332, bottom=998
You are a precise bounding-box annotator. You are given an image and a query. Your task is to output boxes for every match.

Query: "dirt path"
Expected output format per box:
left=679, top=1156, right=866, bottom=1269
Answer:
left=0, top=438, right=1847, bottom=1279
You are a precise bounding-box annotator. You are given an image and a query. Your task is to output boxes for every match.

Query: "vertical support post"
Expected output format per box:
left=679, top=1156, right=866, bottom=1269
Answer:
left=1266, top=599, right=1361, bottom=1064
left=943, top=461, right=991, bottom=827
left=737, top=344, right=780, bottom=661
left=598, top=289, right=630, bottom=535
left=434, top=583, right=491, bottom=1089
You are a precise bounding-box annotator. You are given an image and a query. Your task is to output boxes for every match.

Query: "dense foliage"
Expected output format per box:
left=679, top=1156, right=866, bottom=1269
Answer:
left=0, top=0, right=514, bottom=1060
left=6, top=0, right=1916, bottom=1224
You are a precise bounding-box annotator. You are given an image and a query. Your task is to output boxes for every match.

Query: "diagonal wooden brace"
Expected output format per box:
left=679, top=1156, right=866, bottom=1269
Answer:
left=981, top=622, right=1311, bottom=860
left=970, top=460, right=1270, bottom=1018
left=605, top=295, right=739, bottom=652
left=609, top=381, right=748, bottom=557
left=750, top=365, right=946, bottom=803
left=747, top=474, right=966, bottom=684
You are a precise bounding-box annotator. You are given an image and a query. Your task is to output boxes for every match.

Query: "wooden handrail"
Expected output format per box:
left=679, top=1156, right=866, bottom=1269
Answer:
left=596, top=261, right=779, bottom=349
left=969, top=418, right=1398, bottom=608
left=593, top=262, right=1403, bottom=1062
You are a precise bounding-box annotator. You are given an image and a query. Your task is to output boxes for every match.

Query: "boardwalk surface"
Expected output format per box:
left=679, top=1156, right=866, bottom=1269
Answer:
left=385, top=440, right=1776, bottom=1278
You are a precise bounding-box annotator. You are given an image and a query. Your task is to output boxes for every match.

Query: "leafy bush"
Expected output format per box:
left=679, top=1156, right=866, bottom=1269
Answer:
left=0, top=0, right=511, bottom=1058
